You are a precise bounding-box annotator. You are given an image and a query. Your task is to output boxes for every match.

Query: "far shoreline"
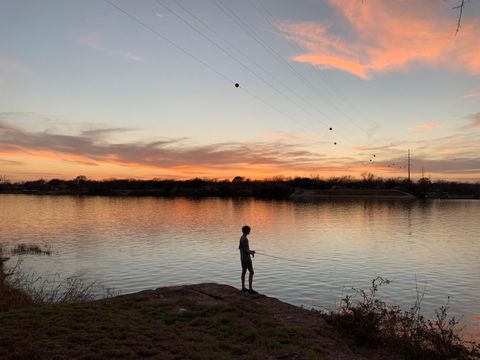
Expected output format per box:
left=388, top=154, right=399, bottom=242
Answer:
left=1, top=176, right=479, bottom=200
left=0, top=189, right=478, bottom=200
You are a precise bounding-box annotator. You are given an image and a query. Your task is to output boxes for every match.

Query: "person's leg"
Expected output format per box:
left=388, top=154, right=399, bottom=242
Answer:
left=248, top=264, right=254, bottom=290
left=241, top=267, right=247, bottom=289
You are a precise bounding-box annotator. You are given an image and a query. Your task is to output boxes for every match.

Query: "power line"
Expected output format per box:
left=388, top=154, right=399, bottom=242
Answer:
left=169, top=0, right=332, bottom=126
left=154, top=0, right=333, bottom=135
left=105, top=0, right=365, bottom=151
left=103, top=0, right=319, bottom=135
left=218, top=0, right=377, bottom=146
left=251, top=0, right=380, bottom=135
left=103, top=0, right=233, bottom=84
left=210, top=0, right=362, bottom=147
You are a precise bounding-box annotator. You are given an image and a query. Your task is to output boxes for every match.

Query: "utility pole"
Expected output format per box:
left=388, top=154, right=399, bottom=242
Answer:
left=407, top=149, right=411, bottom=182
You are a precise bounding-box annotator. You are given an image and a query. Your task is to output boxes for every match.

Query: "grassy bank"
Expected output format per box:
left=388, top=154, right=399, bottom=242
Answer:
left=0, top=283, right=397, bottom=360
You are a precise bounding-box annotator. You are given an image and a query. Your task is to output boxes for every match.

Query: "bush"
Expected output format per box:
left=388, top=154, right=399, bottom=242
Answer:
left=327, top=277, right=480, bottom=359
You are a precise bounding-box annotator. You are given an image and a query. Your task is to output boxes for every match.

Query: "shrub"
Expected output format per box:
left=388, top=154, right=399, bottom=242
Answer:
left=327, top=277, right=480, bottom=359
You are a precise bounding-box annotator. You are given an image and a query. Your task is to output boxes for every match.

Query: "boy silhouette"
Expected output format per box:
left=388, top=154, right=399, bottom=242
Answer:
left=239, top=225, right=257, bottom=294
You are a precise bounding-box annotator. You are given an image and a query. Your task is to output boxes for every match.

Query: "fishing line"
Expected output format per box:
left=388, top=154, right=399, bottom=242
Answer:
left=254, top=250, right=304, bottom=264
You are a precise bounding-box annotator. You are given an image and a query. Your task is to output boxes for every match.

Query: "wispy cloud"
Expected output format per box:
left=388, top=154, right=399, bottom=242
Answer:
left=0, top=58, right=27, bottom=87
left=459, top=112, right=480, bottom=130
left=469, top=113, right=480, bottom=129
left=276, top=0, right=480, bottom=79
left=352, top=144, right=397, bottom=151
left=0, top=158, right=23, bottom=166
left=0, top=119, right=325, bottom=171
left=1, top=114, right=479, bottom=180
left=0, top=58, right=26, bottom=72
left=472, top=115, right=480, bottom=129
left=409, top=123, right=441, bottom=130
left=464, top=90, right=480, bottom=99
left=259, top=130, right=321, bottom=142
left=80, top=128, right=136, bottom=138
left=79, top=33, right=145, bottom=62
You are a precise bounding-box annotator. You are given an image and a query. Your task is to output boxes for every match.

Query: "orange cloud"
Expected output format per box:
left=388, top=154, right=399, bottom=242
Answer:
left=352, top=145, right=393, bottom=151
left=277, top=0, right=480, bottom=79
left=409, top=123, right=441, bottom=130
left=2, top=115, right=480, bottom=182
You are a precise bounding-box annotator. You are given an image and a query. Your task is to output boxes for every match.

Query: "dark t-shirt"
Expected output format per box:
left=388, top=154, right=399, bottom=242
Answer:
left=239, top=234, right=251, bottom=262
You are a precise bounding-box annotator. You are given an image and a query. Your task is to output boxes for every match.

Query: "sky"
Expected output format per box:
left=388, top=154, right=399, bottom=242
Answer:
left=0, top=0, right=479, bottom=182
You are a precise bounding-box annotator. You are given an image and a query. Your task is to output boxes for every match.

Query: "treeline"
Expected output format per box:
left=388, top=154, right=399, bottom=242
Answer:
left=0, top=175, right=479, bottom=199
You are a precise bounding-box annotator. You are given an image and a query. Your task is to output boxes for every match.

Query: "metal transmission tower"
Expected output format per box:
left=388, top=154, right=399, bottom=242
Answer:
left=407, top=149, right=411, bottom=182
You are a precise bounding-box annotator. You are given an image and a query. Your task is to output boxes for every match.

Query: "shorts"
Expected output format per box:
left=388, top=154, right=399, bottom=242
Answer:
left=241, top=259, right=253, bottom=271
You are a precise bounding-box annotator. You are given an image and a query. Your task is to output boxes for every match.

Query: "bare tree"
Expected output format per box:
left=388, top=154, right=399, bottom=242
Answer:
left=453, top=0, right=467, bottom=35
left=361, top=1, right=469, bottom=35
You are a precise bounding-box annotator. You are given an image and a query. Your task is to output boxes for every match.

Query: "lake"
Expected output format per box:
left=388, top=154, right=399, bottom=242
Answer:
left=1, top=194, right=478, bottom=340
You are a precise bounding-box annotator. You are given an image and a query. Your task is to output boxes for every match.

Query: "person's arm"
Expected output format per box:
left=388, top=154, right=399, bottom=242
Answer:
left=246, top=238, right=255, bottom=257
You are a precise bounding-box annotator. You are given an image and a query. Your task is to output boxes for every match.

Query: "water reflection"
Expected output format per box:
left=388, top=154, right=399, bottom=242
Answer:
left=0, top=195, right=478, bottom=340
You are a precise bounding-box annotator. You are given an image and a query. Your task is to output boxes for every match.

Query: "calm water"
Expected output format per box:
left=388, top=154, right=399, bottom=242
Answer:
left=1, top=195, right=479, bottom=340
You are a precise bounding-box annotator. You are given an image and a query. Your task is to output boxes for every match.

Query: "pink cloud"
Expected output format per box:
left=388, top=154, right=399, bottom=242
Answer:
left=469, top=113, right=480, bottom=129
left=79, top=34, right=144, bottom=62
left=465, top=90, right=480, bottom=99
left=277, top=0, right=480, bottom=79
left=409, top=123, right=441, bottom=130
left=0, top=58, right=26, bottom=72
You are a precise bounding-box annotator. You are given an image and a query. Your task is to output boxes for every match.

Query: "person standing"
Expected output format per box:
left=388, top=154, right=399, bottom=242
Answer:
left=239, top=225, right=257, bottom=294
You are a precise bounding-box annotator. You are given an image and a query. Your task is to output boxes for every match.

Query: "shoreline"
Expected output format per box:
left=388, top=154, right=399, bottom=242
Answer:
left=1, top=190, right=478, bottom=200
left=1, top=177, right=479, bottom=200
left=290, top=189, right=416, bottom=200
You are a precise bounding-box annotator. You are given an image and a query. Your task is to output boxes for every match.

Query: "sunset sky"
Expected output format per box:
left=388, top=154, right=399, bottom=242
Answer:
left=1, top=0, right=479, bottom=182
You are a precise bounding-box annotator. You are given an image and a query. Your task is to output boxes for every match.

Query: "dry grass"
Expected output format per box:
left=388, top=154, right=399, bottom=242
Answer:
left=10, top=243, right=52, bottom=256
left=7, top=270, right=116, bottom=305
left=0, top=244, right=116, bottom=310
left=0, top=245, right=33, bottom=311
